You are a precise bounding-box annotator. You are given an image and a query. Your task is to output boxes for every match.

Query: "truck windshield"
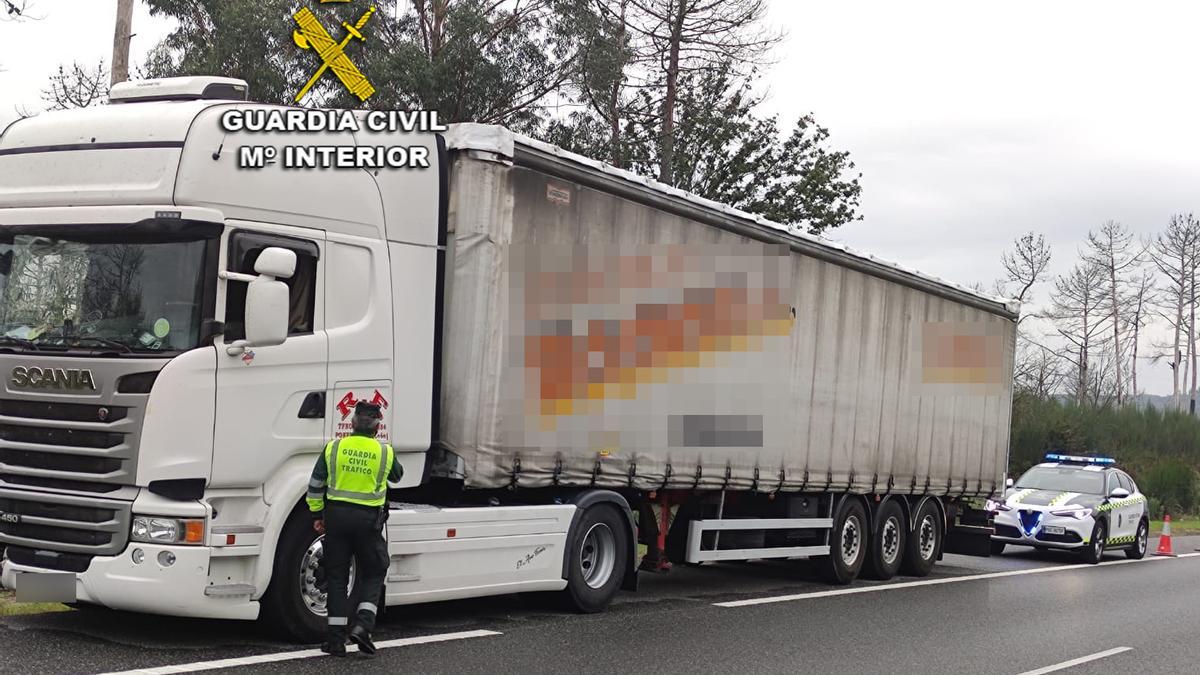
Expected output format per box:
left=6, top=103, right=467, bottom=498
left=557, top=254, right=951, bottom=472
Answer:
left=0, top=222, right=219, bottom=354
left=1014, top=467, right=1105, bottom=495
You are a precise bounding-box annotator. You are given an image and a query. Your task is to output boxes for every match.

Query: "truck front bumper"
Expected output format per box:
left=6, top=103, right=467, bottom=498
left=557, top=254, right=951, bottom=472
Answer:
left=991, top=509, right=1093, bottom=551
left=1, top=544, right=258, bottom=621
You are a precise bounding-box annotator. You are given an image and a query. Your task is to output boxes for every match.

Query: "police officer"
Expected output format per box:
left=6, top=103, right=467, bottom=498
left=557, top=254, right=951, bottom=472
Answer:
left=306, top=401, right=402, bottom=657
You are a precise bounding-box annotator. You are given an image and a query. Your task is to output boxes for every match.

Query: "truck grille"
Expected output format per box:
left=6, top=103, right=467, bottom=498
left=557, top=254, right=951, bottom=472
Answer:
left=0, top=394, right=144, bottom=491
left=0, top=488, right=130, bottom=556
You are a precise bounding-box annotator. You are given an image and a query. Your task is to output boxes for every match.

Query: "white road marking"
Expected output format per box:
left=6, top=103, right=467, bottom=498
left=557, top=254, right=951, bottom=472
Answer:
left=95, top=629, right=502, bottom=674
left=714, top=552, right=1200, bottom=607
left=1015, top=646, right=1133, bottom=675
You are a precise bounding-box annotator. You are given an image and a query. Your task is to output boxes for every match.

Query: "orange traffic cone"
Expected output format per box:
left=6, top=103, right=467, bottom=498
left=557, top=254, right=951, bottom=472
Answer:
left=1155, top=513, right=1177, bottom=557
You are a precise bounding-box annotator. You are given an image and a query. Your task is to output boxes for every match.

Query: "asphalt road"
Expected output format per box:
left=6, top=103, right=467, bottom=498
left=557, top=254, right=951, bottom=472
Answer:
left=3, top=537, right=1199, bottom=675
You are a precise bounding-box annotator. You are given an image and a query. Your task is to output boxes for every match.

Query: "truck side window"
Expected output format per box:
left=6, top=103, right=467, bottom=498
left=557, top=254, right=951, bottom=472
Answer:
left=224, top=231, right=319, bottom=341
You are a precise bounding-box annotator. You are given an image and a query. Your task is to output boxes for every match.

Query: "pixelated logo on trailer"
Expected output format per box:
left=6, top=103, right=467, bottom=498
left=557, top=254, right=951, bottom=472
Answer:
left=509, top=243, right=794, bottom=429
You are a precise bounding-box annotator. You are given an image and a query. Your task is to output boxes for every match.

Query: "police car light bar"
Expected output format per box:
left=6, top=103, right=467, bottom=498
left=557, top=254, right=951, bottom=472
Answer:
left=1044, top=453, right=1116, bottom=465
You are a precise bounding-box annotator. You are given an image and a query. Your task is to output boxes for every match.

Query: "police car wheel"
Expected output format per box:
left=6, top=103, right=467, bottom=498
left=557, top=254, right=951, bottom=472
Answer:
left=260, top=509, right=328, bottom=643
left=1125, top=519, right=1148, bottom=560
left=560, top=504, right=629, bottom=613
left=818, top=498, right=868, bottom=584
left=1080, top=520, right=1106, bottom=564
left=863, top=500, right=906, bottom=580
left=899, top=500, right=941, bottom=577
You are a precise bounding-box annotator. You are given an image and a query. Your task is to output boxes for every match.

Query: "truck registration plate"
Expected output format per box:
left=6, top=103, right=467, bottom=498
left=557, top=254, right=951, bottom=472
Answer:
left=1043, top=525, right=1065, bottom=535
left=15, top=571, right=75, bottom=603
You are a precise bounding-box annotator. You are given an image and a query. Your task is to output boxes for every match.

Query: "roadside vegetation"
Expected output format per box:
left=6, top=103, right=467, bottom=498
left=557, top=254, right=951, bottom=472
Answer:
left=1011, top=394, right=1200, bottom=519
left=0, top=589, right=70, bottom=617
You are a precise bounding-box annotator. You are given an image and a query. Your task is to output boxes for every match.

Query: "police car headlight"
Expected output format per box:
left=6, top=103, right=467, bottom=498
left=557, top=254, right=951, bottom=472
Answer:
left=130, top=516, right=206, bottom=545
left=1048, top=507, right=1092, bottom=520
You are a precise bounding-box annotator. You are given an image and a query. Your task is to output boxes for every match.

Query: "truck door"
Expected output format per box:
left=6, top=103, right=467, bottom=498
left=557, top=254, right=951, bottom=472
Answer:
left=212, top=223, right=328, bottom=486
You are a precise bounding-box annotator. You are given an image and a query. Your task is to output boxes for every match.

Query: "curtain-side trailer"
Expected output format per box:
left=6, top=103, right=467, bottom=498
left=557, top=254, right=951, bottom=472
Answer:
left=0, top=77, right=1017, bottom=642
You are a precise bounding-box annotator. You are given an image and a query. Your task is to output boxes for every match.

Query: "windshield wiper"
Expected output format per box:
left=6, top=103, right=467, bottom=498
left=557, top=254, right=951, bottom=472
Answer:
left=34, top=335, right=134, bottom=354
left=0, top=335, right=41, bottom=351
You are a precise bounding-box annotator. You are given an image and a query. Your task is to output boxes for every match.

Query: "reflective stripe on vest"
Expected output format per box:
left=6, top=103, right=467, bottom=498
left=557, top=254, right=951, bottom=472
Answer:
left=325, top=436, right=392, bottom=506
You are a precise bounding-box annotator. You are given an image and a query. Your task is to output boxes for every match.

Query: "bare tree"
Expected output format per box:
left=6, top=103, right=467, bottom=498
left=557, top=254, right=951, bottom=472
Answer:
left=1082, top=221, right=1142, bottom=406
left=1150, top=214, right=1200, bottom=410
left=1013, top=341, right=1065, bottom=399
left=1042, top=261, right=1111, bottom=405
left=41, top=61, right=110, bottom=110
left=627, top=0, right=782, bottom=185
left=999, top=231, right=1052, bottom=328
left=1126, top=268, right=1156, bottom=401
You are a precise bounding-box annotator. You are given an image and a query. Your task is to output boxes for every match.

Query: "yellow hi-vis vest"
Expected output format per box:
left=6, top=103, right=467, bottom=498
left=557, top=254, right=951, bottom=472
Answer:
left=323, top=435, right=394, bottom=508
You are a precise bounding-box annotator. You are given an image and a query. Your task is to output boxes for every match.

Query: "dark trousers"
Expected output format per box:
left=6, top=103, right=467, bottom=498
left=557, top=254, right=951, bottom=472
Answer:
left=323, top=501, right=389, bottom=639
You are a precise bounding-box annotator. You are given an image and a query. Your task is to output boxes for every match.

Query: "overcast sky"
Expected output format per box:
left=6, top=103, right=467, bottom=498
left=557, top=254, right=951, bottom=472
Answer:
left=2, top=0, right=1198, bottom=395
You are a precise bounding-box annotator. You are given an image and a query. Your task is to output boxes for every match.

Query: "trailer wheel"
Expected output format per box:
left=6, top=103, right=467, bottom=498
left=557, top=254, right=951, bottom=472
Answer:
left=560, top=504, right=629, bottom=613
left=818, top=498, right=867, bottom=585
left=260, top=510, right=353, bottom=643
left=863, top=500, right=906, bottom=580
left=900, top=500, right=941, bottom=577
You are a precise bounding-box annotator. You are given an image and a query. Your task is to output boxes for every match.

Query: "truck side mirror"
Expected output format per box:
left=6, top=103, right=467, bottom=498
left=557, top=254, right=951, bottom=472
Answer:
left=243, top=276, right=289, bottom=347
left=223, top=246, right=295, bottom=355
left=1005, top=478, right=1014, bottom=488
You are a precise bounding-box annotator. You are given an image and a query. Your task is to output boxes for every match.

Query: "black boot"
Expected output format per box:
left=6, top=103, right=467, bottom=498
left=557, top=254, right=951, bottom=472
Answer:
left=320, top=638, right=347, bottom=657
left=349, top=624, right=377, bottom=657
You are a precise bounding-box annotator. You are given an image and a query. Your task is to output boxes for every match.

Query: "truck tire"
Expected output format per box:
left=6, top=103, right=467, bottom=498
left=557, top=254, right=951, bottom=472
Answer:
left=1125, top=519, right=1148, bottom=560
left=863, top=500, right=906, bottom=580
left=560, top=504, right=629, bottom=613
left=1080, top=520, right=1106, bottom=564
left=260, top=510, right=337, bottom=643
left=818, top=498, right=868, bottom=585
left=900, top=500, right=941, bottom=577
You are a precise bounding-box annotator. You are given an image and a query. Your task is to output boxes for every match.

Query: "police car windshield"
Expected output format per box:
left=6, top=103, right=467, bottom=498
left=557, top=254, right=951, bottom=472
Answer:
left=1015, top=466, right=1105, bottom=495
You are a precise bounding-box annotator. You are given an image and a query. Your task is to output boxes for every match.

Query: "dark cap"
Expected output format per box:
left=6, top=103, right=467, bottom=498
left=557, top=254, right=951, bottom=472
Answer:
left=354, top=401, right=382, bottom=417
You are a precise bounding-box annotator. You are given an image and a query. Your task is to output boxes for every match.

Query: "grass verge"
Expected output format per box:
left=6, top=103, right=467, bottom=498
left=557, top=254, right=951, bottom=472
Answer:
left=0, top=589, right=71, bottom=617
left=1150, top=517, right=1200, bottom=536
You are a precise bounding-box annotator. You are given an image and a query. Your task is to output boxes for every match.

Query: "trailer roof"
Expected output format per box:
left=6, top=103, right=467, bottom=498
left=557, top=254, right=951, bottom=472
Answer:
left=444, top=123, right=1020, bottom=318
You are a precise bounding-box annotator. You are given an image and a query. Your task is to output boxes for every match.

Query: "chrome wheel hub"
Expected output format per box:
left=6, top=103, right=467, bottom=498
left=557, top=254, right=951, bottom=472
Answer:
left=580, top=523, right=616, bottom=589
left=918, top=515, right=937, bottom=560
left=300, top=536, right=355, bottom=617
left=841, top=516, right=862, bottom=566
left=881, top=517, right=901, bottom=565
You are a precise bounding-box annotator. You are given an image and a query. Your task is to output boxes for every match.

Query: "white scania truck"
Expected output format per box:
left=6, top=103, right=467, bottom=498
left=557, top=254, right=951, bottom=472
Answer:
left=0, top=77, right=1017, bottom=642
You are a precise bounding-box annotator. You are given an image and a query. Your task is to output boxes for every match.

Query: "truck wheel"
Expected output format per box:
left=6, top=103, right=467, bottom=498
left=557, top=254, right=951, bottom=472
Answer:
left=863, top=500, right=906, bottom=580
left=560, top=504, right=629, bottom=613
left=818, top=498, right=867, bottom=585
left=1080, top=520, right=1106, bottom=564
left=260, top=510, right=353, bottom=643
left=1125, top=520, right=1148, bottom=560
left=900, top=500, right=941, bottom=577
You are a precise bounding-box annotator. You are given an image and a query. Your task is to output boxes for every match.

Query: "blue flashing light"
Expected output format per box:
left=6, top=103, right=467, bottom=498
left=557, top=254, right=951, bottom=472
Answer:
left=1044, top=453, right=1116, bottom=465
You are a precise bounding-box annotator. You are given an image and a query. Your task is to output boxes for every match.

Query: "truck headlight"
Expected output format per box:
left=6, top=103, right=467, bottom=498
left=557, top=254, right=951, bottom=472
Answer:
left=130, top=516, right=205, bottom=545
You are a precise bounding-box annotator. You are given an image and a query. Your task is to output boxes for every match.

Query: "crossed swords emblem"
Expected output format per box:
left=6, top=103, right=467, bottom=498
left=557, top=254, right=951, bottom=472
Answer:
left=292, top=4, right=377, bottom=103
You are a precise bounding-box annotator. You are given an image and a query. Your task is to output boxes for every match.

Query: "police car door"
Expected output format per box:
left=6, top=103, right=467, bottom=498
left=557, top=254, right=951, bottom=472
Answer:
left=1104, top=471, right=1134, bottom=541
left=212, top=224, right=329, bottom=485
left=1115, top=471, right=1142, bottom=539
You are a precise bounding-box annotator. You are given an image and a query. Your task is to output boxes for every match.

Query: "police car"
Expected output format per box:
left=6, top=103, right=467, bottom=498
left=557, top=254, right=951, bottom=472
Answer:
left=989, top=454, right=1149, bottom=563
